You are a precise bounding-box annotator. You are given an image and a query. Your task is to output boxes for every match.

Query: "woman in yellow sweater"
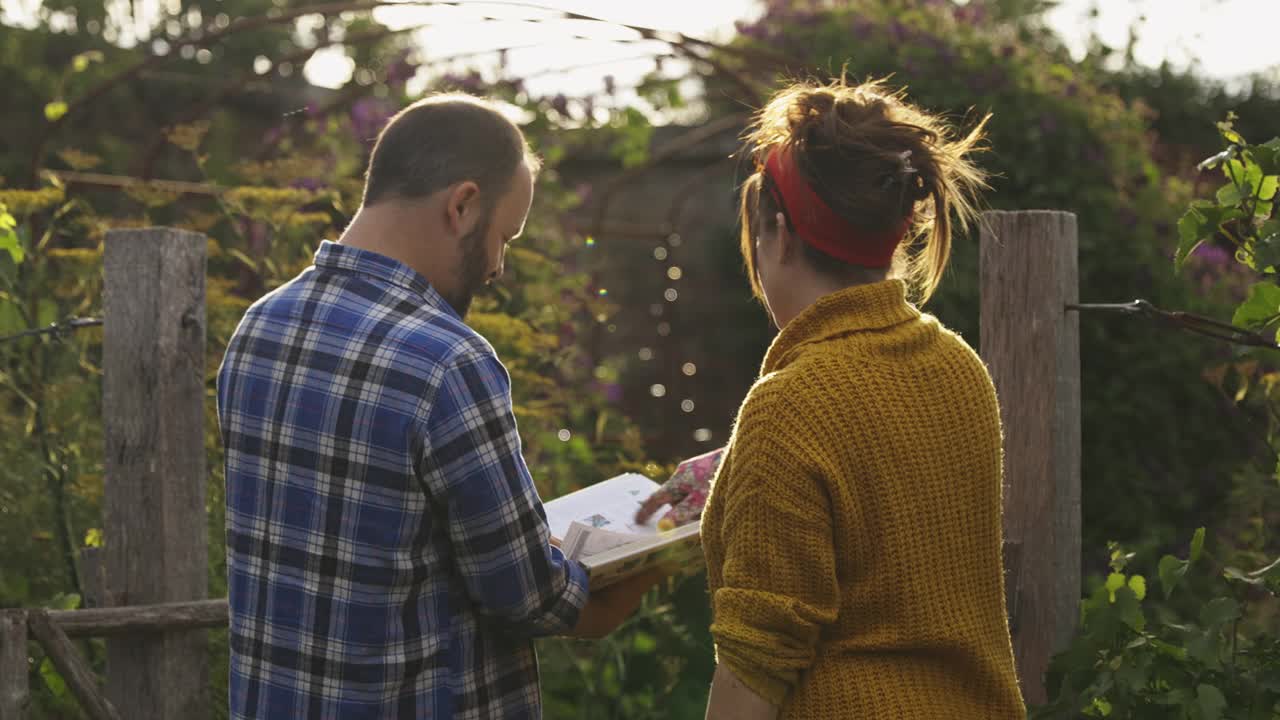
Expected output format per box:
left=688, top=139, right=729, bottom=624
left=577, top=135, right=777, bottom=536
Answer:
left=639, top=77, right=1025, bottom=719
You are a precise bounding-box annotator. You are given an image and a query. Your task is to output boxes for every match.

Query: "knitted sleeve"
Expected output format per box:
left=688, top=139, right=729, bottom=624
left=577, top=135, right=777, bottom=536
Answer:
left=709, top=386, right=840, bottom=707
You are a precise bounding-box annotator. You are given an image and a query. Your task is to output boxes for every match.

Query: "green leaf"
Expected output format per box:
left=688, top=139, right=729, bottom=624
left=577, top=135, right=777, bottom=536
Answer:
left=44, top=100, right=68, bottom=122
left=1113, top=653, right=1151, bottom=692
left=1176, top=206, right=1210, bottom=270
left=1254, top=138, right=1280, bottom=176
left=1153, top=687, right=1194, bottom=705
left=1107, top=542, right=1134, bottom=572
left=1151, top=638, right=1187, bottom=661
left=84, top=527, right=102, bottom=548
left=1159, top=555, right=1188, bottom=599
left=37, top=299, right=59, bottom=328
left=1231, top=282, right=1280, bottom=329
left=1190, top=527, right=1206, bottom=562
left=1090, top=696, right=1112, bottom=716
left=1127, top=574, right=1146, bottom=601
left=1259, top=175, right=1278, bottom=202
left=0, top=299, right=23, bottom=334
left=1262, top=219, right=1280, bottom=244
left=1200, top=597, right=1240, bottom=627
left=1186, top=629, right=1221, bottom=668
left=1217, top=181, right=1243, bottom=206
left=40, top=657, right=66, bottom=698
left=71, top=50, right=103, bottom=73
left=1105, top=572, right=1126, bottom=603
left=1114, top=588, right=1145, bottom=631
left=226, top=247, right=258, bottom=271
left=0, top=224, right=23, bottom=264
left=47, top=592, right=81, bottom=610
left=632, top=631, right=657, bottom=653
left=1196, top=684, right=1227, bottom=720
left=1217, top=115, right=1244, bottom=145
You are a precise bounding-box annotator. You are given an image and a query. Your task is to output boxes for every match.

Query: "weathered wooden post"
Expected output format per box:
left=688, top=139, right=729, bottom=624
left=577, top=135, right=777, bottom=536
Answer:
left=26, top=612, right=122, bottom=720
left=979, top=210, right=1082, bottom=706
left=0, top=610, right=29, bottom=719
left=102, top=228, right=208, bottom=720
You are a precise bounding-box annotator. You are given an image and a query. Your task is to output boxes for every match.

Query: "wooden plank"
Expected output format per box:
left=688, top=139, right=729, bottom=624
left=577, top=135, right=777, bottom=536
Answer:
left=79, top=547, right=105, bottom=609
left=102, top=228, right=208, bottom=720
left=979, top=210, right=1082, bottom=705
left=48, top=599, right=228, bottom=638
left=26, top=611, right=121, bottom=720
left=1, top=610, right=30, bottom=720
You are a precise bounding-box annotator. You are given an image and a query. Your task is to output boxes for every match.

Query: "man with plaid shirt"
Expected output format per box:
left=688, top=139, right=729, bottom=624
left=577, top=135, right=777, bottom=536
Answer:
left=217, top=95, right=659, bottom=719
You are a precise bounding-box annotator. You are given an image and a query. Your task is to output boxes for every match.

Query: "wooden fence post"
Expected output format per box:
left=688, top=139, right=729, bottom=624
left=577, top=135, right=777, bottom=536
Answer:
left=26, top=612, right=122, bottom=720
left=979, top=210, right=1082, bottom=706
left=1, top=610, right=29, bottom=720
left=102, top=228, right=208, bottom=720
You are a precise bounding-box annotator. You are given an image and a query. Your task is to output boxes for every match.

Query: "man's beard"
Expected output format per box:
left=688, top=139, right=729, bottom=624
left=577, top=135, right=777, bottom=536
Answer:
left=440, top=215, right=491, bottom=318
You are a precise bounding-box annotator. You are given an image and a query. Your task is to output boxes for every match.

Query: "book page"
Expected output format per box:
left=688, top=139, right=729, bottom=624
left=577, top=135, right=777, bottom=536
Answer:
left=561, top=521, right=638, bottom=561
left=581, top=521, right=703, bottom=590
left=544, top=473, right=663, bottom=541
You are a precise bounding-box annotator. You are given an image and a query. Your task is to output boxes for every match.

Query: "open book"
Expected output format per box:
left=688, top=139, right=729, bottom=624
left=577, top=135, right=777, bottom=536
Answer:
left=544, top=473, right=702, bottom=590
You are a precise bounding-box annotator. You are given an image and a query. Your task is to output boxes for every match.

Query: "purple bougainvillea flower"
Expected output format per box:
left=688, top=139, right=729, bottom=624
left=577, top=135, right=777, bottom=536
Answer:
left=350, top=96, right=393, bottom=145
left=1193, top=243, right=1231, bottom=266
left=261, top=125, right=284, bottom=147
left=384, top=51, right=416, bottom=89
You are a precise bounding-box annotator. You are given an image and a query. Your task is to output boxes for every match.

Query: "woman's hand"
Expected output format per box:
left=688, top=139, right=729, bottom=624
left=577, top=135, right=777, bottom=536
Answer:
left=635, top=447, right=726, bottom=530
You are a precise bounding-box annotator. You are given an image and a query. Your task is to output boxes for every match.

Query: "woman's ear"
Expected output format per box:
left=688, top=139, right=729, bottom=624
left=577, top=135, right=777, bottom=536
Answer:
left=445, top=181, right=481, bottom=236
left=774, top=211, right=798, bottom=264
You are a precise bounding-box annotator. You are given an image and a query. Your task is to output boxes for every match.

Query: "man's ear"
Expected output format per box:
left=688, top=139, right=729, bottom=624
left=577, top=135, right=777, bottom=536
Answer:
left=444, top=181, right=482, bottom=236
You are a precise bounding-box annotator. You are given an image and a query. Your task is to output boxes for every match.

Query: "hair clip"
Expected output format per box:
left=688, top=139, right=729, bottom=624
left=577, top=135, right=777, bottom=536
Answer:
left=899, top=150, right=918, bottom=176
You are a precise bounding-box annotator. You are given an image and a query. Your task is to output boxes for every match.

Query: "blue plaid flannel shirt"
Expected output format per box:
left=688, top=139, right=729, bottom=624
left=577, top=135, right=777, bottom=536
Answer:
left=217, top=241, right=589, bottom=719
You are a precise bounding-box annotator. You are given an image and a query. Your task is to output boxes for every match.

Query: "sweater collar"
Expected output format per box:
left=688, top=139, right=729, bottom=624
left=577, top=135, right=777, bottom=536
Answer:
left=761, top=279, right=920, bottom=374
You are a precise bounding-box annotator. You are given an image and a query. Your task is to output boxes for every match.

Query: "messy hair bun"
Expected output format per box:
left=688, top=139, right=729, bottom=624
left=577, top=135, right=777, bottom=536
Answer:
left=739, top=75, right=990, bottom=303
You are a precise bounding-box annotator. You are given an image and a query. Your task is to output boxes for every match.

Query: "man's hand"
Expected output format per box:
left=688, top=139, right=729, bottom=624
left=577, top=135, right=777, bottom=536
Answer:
left=635, top=447, right=726, bottom=530
left=568, top=568, right=667, bottom=639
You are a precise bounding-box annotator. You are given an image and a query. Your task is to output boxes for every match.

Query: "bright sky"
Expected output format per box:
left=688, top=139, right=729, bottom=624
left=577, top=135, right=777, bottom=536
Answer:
left=309, top=0, right=1279, bottom=101
left=4, top=0, right=1279, bottom=103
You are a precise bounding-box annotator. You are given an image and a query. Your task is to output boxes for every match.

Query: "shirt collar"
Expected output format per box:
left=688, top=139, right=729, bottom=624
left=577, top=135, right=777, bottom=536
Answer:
left=761, top=279, right=921, bottom=374
left=312, top=241, right=460, bottom=320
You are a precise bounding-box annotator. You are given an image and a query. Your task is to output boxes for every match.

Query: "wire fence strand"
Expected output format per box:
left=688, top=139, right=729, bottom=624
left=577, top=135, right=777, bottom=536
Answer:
left=0, top=318, right=103, bottom=344
left=1069, top=301, right=1280, bottom=351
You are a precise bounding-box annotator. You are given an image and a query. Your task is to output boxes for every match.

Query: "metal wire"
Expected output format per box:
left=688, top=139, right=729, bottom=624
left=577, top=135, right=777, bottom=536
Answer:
left=1068, top=301, right=1280, bottom=351
left=0, top=317, right=103, bottom=344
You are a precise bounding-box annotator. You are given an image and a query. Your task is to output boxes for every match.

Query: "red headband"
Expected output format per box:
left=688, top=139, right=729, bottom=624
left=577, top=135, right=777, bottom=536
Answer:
left=762, top=145, right=911, bottom=268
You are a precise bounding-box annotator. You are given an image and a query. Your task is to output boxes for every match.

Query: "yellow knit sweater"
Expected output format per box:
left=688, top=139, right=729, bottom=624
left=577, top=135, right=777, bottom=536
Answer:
left=701, top=279, right=1024, bottom=719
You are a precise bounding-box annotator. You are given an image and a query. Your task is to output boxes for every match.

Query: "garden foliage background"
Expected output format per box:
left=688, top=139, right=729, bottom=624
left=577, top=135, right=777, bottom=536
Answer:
left=1, top=0, right=1279, bottom=717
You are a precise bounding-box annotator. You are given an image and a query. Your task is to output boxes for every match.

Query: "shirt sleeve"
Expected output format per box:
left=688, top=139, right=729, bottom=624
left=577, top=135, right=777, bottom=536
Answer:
left=419, top=342, right=589, bottom=636
left=709, top=389, right=841, bottom=706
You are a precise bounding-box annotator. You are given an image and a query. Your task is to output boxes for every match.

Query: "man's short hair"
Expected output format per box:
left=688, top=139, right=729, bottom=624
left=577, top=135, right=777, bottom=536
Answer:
left=362, top=93, right=540, bottom=208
